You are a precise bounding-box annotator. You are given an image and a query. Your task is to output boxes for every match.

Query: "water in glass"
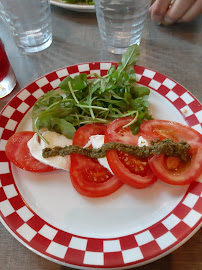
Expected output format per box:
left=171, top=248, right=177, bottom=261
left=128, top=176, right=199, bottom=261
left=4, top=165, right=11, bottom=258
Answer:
left=0, top=0, right=52, bottom=53
left=95, top=0, right=151, bottom=54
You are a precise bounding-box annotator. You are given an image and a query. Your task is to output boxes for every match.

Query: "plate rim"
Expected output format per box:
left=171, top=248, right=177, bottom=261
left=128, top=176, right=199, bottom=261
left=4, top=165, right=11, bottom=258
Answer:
left=0, top=62, right=201, bottom=269
left=0, top=215, right=200, bottom=269
left=50, top=0, right=95, bottom=12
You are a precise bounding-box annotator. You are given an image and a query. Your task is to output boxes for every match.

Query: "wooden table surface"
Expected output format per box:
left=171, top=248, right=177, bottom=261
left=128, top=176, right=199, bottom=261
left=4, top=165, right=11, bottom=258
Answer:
left=0, top=4, right=201, bottom=270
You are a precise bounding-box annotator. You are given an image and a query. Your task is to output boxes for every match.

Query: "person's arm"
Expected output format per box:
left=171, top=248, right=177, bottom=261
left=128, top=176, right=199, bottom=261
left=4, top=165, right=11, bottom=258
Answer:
left=149, top=0, right=202, bottom=24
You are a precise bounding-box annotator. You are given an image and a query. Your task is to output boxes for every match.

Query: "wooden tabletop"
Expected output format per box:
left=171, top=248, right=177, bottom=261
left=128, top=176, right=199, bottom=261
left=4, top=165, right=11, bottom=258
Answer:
left=0, top=5, right=201, bottom=270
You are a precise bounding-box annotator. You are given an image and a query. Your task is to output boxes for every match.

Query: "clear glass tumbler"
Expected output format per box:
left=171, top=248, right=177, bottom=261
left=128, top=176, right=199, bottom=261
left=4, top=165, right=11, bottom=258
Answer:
left=94, top=0, right=152, bottom=54
left=0, top=39, right=16, bottom=98
left=0, top=0, right=52, bottom=54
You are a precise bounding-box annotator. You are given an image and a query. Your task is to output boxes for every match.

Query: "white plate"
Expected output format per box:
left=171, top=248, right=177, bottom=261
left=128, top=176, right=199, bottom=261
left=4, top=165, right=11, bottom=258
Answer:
left=0, top=62, right=201, bottom=269
left=50, top=0, right=95, bottom=12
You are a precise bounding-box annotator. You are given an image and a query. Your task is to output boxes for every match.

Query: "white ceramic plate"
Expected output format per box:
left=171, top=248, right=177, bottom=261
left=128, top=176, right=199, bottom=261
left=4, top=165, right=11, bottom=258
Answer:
left=50, top=0, right=95, bottom=12
left=0, top=62, right=201, bottom=269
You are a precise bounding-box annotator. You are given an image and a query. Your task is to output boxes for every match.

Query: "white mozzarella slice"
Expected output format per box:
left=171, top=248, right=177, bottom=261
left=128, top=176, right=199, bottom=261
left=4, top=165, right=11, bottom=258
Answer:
left=90, top=135, right=105, bottom=148
left=137, top=136, right=148, bottom=147
left=27, top=131, right=72, bottom=171
left=87, top=135, right=114, bottom=174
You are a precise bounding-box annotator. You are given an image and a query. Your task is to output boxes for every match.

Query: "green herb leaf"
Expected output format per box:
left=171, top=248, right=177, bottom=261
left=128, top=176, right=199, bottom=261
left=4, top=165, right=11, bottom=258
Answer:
left=131, top=85, right=150, bottom=97
left=118, top=44, right=140, bottom=73
left=59, top=73, right=87, bottom=92
left=51, top=118, right=76, bottom=139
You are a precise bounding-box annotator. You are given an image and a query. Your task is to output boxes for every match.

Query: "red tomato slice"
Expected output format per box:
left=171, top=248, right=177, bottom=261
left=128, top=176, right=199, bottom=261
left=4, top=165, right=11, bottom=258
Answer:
left=105, top=117, right=157, bottom=189
left=70, top=124, right=123, bottom=197
left=140, top=120, right=202, bottom=144
left=5, top=131, right=57, bottom=173
left=148, top=144, right=202, bottom=185
left=140, top=120, right=202, bottom=185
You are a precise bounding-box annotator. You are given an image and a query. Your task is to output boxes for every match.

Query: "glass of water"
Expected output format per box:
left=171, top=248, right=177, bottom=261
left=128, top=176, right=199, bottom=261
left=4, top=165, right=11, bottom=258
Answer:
left=94, top=0, right=152, bottom=54
left=0, top=38, right=16, bottom=98
left=0, top=0, right=52, bottom=54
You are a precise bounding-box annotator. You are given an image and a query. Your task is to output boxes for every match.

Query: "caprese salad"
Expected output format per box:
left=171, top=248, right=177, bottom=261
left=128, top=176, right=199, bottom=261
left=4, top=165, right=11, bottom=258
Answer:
left=5, top=118, right=202, bottom=197
left=4, top=44, right=202, bottom=197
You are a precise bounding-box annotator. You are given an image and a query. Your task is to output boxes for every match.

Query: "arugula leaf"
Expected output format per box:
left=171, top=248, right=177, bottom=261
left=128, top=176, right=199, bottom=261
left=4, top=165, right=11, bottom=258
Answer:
left=130, top=119, right=142, bottom=135
left=59, top=73, right=87, bottom=92
left=32, top=44, right=152, bottom=142
left=51, top=118, right=76, bottom=139
left=131, top=85, right=150, bottom=98
left=118, top=44, right=140, bottom=73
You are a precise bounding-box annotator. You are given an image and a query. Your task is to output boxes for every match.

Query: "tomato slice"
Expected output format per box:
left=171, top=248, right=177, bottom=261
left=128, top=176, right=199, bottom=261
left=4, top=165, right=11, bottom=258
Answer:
left=70, top=124, right=123, bottom=197
left=140, top=120, right=202, bottom=144
left=5, top=131, right=56, bottom=173
left=140, top=120, right=202, bottom=185
left=105, top=117, right=157, bottom=189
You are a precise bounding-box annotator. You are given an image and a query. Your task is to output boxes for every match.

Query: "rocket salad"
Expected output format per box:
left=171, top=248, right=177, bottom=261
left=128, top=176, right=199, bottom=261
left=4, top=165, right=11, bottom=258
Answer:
left=32, top=45, right=152, bottom=144
left=61, top=0, right=94, bottom=5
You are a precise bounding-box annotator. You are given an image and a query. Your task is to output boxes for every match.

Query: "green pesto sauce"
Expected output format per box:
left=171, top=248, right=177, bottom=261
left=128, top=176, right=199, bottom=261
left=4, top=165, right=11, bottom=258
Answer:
left=42, top=139, right=190, bottom=162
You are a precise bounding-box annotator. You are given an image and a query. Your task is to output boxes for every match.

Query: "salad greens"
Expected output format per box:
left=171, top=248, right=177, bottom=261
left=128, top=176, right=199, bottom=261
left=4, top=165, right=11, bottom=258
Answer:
left=32, top=44, right=152, bottom=143
left=61, top=0, right=94, bottom=5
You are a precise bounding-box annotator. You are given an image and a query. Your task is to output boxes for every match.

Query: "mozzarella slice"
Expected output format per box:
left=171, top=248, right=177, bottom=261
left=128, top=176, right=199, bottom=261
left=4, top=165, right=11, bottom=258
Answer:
left=27, top=131, right=72, bottom=171
left=137, top=136, right=148, bottom=147
left=86, top=135, right=114, bottom=174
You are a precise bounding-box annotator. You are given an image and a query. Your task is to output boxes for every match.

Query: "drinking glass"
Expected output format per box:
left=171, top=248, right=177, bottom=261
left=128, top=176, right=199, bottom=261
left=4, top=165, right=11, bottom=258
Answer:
left=0, top=39, right=16, bottom=98
left=0, top=0, right=52, bottom=54
left=94, top=0, right=152, bottom=54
